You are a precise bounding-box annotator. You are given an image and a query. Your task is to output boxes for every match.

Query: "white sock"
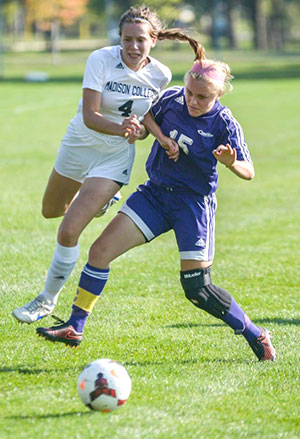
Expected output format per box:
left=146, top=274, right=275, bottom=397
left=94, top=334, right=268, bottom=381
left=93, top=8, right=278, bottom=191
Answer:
left=40, top=242, right=80, bottom=304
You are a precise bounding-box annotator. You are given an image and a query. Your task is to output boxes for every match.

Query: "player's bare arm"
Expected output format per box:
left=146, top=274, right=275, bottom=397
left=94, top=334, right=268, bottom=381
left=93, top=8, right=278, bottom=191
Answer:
left=213, top=143, right=255, bottom=180
left=82, top=88, right=141, bottom=137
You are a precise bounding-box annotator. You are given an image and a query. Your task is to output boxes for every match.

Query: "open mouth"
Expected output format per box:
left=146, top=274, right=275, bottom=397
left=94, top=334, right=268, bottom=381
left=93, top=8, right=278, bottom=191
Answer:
left=128, top=53, right=140, bottom=59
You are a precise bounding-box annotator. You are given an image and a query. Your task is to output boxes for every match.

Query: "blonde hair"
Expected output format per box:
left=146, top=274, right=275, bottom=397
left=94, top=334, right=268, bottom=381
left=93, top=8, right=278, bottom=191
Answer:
left=119, top=5, right=205, bottom=61
left=185, top=59, right=233, bottom=96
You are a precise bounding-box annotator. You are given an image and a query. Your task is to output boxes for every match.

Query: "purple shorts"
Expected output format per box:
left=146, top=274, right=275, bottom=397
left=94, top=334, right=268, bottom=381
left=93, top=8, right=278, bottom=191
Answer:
left=120, top=181, right=217, bottom=261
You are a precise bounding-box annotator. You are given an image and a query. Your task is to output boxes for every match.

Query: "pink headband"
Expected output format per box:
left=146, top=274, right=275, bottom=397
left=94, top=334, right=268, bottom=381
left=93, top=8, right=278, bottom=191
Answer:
left=190, top=61, right=226, bottom=84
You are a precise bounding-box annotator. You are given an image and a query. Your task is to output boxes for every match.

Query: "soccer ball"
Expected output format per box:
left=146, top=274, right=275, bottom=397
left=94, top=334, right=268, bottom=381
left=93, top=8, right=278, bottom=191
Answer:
left=77, top=358, right=131, bottom=412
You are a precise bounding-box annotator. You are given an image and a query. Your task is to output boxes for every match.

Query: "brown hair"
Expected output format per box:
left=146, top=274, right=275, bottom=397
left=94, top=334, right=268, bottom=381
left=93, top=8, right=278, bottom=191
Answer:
left=119, top=5, right=205, bottom=61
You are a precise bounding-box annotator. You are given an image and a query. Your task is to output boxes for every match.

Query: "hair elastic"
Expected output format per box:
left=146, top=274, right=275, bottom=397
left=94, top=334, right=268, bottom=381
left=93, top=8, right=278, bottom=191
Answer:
left=129, top=16, right=153, bottom=27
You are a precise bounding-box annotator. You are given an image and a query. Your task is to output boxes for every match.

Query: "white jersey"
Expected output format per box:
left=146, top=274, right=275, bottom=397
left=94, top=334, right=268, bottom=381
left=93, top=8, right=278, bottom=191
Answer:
left=62, top=45, right=172, bottom=151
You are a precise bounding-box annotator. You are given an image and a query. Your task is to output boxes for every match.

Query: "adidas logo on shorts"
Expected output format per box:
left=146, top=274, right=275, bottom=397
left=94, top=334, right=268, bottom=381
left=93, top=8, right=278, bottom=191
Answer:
left=195, top=238, right=205, bottom=247
left=115, top=62, right=124, bottom=69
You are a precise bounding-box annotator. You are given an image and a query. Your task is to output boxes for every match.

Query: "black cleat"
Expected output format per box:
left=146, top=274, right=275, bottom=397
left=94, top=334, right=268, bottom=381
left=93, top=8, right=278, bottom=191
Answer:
left=249, top=327, right=276, bottom=361
left=36, top=322, right=82, bottom=348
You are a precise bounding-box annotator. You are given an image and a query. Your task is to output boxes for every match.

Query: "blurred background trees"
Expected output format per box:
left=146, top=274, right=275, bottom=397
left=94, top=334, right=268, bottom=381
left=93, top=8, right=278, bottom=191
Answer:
left=1, top=0, right=300, bottom=52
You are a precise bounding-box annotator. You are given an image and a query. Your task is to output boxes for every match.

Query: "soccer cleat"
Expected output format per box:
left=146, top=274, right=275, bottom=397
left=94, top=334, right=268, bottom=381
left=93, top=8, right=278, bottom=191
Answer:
left=248, top=327, right=276, bottom=361
left=36, top=322, right=83, bottom=347
left=12, top=295, right=55, bottom=324
left=96, top=191, right=122, bottom=217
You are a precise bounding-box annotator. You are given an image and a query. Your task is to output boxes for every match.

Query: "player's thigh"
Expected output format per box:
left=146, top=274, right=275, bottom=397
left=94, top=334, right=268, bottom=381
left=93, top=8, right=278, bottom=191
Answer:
left=120, top=183, right=170, bottom=241
left=58, top=177, right=121, bottom=242
left=173, top=193, right=217, bottom=266
left=89, top=212, right=146, bottom=267
left=180, top=259, right=212, bottom=271
left=42, top=168, right=82, bottom=218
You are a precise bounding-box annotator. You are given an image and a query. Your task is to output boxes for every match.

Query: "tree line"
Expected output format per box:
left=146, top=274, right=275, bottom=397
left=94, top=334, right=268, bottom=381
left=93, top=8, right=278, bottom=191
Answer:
left=2, top=0, right=300, bottom=51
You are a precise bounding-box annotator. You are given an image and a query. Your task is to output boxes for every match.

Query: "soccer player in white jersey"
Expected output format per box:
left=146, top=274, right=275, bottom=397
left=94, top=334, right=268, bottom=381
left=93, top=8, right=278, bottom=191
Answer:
left=36, top=54, right=276, bottom=362
left=13, top=6, right=206, bottom=324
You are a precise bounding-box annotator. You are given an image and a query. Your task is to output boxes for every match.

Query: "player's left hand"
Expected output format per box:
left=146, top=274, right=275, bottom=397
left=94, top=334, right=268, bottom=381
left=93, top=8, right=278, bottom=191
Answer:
left=213, top=143, right=236, bottom=168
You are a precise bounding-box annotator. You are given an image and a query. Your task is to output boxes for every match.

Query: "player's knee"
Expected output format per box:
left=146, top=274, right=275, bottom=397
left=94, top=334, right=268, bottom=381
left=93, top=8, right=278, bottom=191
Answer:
left=41, top=205, right=55, bottom=218
left=57, top=222, right=80, bottom=246
left=41, top=202, right=64, bottom=219
left=180, top=268, right=232, bottom=319
left=88, top=239, right=113, bottom=267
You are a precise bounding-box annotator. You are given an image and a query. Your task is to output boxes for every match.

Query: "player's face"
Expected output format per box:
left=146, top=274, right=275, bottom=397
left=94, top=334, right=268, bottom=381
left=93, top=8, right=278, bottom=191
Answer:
left=184, top=75, right=220, bottom=117
left=120, top=22, right=156, bottom=71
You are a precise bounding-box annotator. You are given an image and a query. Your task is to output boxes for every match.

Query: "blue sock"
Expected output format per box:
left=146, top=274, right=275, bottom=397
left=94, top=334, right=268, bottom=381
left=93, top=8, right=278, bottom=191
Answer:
left=68, top=263, right=109, bottom=333
left=222, top=298, right=261, bottom=342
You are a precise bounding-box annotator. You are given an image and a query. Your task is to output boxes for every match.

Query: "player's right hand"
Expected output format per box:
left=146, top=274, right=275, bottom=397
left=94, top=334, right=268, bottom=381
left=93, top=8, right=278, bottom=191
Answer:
left=121, top=114, right=141, bottom=138
left=160, top=137, right=179, bottom=162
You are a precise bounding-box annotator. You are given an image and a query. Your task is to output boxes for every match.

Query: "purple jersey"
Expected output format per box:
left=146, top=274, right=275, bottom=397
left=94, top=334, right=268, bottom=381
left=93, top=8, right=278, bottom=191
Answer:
left=146, top=86, right=252, bottom=195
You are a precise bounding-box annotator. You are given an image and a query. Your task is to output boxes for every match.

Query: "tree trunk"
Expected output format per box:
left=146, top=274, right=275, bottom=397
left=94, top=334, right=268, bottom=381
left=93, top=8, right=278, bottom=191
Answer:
left=50, top=19, right=60, bottom=65
left=253, top=0, right=268, bottom=49
left=225, top=0, right=238, bottom=49
left=269, top=0, right=285, bottom=50
left=211, top=0, right=224, bottom=50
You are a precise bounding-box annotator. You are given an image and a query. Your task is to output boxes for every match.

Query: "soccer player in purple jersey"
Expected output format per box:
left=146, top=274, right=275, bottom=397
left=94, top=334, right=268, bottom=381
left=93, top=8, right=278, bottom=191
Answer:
left=36, top=57, right=276, bottom=361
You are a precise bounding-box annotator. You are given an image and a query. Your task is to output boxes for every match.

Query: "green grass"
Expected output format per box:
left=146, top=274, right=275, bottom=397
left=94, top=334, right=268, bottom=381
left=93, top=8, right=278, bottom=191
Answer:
left=0, top=49, right=300, bottom=439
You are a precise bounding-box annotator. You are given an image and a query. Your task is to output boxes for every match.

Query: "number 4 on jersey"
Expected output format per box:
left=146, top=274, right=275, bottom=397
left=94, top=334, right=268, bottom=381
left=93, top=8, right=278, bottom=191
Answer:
left=118, top=100, right=133, bottom=117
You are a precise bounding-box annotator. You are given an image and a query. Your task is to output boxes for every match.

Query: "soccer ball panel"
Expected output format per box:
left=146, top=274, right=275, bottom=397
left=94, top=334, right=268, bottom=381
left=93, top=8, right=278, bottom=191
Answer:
left=77, top=358, right=131, bottom=412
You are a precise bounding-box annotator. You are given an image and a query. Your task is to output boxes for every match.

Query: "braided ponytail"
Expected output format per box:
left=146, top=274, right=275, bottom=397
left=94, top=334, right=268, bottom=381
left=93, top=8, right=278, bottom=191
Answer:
left=157, top=29, right=205, bottom=62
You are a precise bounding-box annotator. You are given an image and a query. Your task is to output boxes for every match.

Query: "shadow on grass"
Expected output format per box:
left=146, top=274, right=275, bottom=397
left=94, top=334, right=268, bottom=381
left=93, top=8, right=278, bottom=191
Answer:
left=0, top=76, right=83, bottom=83
left=165, top=322, right=224, bottom=329
left=0, top=365, right=85, bottom=375
left=166, top=317, right=300, bottom=330
left=125, top=356, right=251, bottom=367
left=253, top=317, right=300, bottom=326
left=7, top=411, right=93, bottom=420
left=1, top=62, right=300, bottom=84
left=173, top=63, right=300, bottom=82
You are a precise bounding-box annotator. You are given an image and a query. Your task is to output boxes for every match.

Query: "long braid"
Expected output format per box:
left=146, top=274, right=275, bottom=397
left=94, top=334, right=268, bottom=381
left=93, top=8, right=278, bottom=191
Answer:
left=157, top=29, right=205, bottom=61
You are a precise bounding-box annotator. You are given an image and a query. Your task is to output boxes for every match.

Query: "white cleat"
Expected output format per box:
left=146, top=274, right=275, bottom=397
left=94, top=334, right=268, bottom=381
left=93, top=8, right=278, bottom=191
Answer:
left=96, top=191, right=122, bottom=217
left=12, top=295, right=55, bottom=324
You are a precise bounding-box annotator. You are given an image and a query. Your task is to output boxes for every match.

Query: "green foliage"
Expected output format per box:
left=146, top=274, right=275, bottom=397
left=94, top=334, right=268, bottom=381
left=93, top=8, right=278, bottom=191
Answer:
left=0, top=49, right=300, bottom=439
left=134, top=0, right=183, bottom=24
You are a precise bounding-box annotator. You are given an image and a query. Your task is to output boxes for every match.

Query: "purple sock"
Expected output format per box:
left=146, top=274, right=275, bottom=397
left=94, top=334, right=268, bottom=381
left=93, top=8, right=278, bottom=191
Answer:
left=68, top=305, right=89, bottom=333
left=243, top=316, right=261, bottom=342
left=222, top=298, right=261, bottom=341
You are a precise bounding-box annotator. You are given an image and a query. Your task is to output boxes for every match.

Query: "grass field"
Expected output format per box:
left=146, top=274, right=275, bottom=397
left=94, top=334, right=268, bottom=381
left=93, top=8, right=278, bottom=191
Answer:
left=0, top=48, right=300, bottom=439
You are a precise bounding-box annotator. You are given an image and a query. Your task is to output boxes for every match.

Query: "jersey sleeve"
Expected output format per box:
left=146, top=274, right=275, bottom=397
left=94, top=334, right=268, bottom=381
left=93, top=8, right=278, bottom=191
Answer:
left=82, top=50, right=106, bottom=93
left=150, top=90, right=167, bottom=125
left=159, top=68, right=172, bottom=91
left=219, top=108, right=252, bottom=163
left=150, top=87, right=181, bottom=125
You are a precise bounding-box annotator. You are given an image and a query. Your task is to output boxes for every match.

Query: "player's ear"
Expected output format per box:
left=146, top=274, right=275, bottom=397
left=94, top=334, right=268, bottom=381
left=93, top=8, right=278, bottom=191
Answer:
left=151, top=37, right=157, bottom=48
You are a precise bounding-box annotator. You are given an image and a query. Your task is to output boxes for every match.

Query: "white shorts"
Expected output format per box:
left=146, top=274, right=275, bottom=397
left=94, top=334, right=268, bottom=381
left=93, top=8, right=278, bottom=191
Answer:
left=54, top=142, right=135, bottom=184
